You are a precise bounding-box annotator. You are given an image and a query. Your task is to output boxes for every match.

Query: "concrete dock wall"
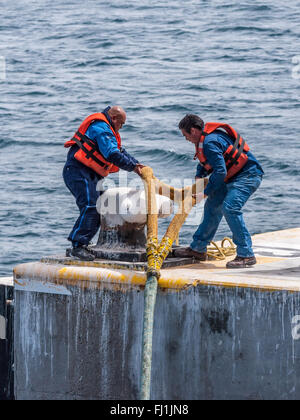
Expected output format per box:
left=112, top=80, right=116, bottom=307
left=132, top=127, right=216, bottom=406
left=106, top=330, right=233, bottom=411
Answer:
left=0, top=278, right=14, bottom=400
left=153, top=286, right=300, bottom=400
left=14, top=279, right=300, bottom=400
left=14, top=283, right=143, bottom=400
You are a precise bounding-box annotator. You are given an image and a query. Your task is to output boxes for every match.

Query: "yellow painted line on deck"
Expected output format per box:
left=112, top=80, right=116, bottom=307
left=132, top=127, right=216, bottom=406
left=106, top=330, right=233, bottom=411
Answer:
left=14, top=258, right=298, bottom=292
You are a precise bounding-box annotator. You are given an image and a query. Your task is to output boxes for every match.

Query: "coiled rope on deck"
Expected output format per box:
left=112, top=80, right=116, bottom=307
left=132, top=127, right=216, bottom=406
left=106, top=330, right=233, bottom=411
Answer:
left=207, top=237, right=236, bottom=260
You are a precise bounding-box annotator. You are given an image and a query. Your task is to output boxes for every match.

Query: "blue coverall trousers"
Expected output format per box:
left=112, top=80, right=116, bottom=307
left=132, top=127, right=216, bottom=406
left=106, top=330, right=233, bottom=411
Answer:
left=190, top=174, right=263, bottom=258
left=63, top=164, right=102, bottom=247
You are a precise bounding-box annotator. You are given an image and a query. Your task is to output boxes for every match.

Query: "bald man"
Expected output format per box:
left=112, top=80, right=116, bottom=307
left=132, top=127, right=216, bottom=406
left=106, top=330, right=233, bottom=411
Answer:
left=63, top=106, right=144, bottom=261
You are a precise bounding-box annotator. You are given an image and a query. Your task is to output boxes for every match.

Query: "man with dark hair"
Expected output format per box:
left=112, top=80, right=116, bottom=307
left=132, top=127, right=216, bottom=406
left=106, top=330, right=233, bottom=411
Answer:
left=178, top=114, right=204, bottom=133
left=63, top=106, right=145, bottom=261
left=175, top=114, right=264, bottom=268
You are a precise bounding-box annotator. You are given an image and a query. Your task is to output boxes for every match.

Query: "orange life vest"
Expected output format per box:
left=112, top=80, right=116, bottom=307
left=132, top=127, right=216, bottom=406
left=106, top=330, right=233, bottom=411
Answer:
left=64, top=112, right=121, bottom=177
left=194, top=122, right=250, bottom=182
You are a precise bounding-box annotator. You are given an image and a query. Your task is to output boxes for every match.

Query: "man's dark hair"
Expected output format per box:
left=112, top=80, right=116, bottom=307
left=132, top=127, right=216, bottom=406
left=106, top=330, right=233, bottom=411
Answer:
left=178, top=114, right=204, bottom=134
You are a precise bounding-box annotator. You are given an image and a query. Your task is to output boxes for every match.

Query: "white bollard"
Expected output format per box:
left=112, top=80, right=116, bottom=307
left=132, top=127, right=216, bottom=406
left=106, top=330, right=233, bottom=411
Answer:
left=96, top=188, right=173, bottom=248
left=98, top=187, right=173, bottom=226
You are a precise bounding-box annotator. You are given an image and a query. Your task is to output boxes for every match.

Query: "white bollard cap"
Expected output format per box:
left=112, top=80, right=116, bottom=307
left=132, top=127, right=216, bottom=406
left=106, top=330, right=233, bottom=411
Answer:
left=98, top=188, right=173, bottom=226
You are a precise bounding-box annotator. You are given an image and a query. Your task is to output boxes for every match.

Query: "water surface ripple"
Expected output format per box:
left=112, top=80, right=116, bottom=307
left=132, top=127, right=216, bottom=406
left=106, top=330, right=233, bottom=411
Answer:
left=0, top=0, right=299, bottom=275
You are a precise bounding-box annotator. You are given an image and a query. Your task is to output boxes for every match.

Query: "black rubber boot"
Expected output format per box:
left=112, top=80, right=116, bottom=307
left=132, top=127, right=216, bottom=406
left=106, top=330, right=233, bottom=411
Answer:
left=70, top=246, right=95, bottom=261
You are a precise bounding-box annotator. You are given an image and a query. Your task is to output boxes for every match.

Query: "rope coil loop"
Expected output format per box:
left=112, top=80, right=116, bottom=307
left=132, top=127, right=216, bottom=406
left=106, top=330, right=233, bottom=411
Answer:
left=207, top=237, right=236, bottom=260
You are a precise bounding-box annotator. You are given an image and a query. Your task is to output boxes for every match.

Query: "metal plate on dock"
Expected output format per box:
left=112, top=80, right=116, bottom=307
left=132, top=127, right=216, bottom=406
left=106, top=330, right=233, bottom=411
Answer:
left=41, top=254, right=196, bottom=271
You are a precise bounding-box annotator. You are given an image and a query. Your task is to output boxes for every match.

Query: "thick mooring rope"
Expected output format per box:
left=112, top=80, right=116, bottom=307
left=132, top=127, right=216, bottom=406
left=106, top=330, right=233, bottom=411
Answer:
left=140, top=167, right=208, bottom=400
left=207, top=237, right=236, bottom=260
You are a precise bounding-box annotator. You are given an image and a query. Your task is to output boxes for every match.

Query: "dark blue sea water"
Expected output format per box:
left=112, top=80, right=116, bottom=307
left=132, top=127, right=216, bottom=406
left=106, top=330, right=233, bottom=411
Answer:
left=0, top=0, right=300, bottom=276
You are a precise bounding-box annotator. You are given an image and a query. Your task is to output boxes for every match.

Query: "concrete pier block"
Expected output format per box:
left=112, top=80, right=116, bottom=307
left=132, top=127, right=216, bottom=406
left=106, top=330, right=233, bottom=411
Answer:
left=0, top=277, right=14, bottom=400
left=14, top=282, right=143, bottom=400
left=13, top=228, right=300, bottom=400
